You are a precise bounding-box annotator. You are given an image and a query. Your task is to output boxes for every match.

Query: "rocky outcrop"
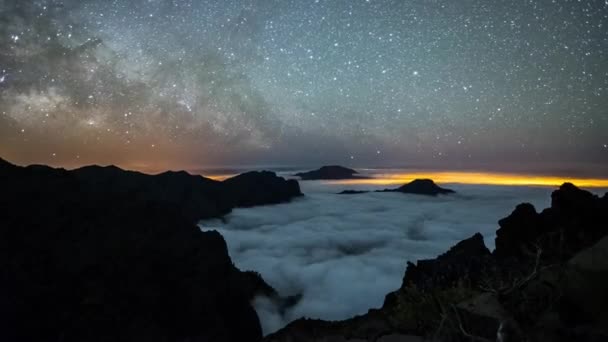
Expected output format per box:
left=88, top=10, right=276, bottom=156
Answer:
left=455, top=235, right=608, bottom=342
left=295, top=165, right=366, bottom=180
left=265, top=310, right=399, bottom=342
left=340, top=179, right=455, bottom=196
left=384, top=179, right=455, bottom=196
left=223, top=171, right=303, bottom=207
left=563, top=235, right=608, bottom=330
left=494, top=203, right=541, bottom=260
left=339, top=190, right=371, bottom=195
left=265, top=183, right=608, bottom=342
left=0, top=157, right=302, bottom=342
left=396, top=233, right=492, bottom=292
left=494, top=183, right=608, bottom=263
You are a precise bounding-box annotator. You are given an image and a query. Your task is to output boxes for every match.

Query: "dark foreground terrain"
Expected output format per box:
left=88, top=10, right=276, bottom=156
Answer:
left=2, top=156, right=607, bottom=342
left=265, top=183, right=608, bottom=342
left=0, top=157, right=301, bottom=342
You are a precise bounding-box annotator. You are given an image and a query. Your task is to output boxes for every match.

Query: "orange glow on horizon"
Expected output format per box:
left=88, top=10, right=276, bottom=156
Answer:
left=78, top=163, right=607, bottom=188
left=326, top=171, right=608, bottom=188
left=205, top=174, right=235, bottom=181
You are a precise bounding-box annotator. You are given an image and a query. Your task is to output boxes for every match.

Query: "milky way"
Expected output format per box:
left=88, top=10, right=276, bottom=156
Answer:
left=1, top=0, right=607, bottom=171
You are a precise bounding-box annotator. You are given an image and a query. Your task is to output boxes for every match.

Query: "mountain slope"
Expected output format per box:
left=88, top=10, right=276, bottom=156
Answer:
left=0, top=157, right=301, bottom=342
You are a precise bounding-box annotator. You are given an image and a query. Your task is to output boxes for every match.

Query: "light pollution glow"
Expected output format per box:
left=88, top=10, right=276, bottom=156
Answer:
left=325, top=171, right=608, bottom=188
left=201, top=170, right=608, bottom=188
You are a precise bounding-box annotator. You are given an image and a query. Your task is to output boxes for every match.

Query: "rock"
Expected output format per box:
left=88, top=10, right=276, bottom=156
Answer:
left=0, top=156, right=14, bottom=171
left=376, top=334, right=424, bottom=342
left=68, top=164, right=303, bottom=221
left=339, top=190, right=370, bottom=195
left=390, top=179, right=455, bottom=196
left=399, top=233, right=492, bottom=291
left=264, top=310, right=395, bottom=342
left=0, top=157, right=302, bottom=342
left=561, top=235, right=608, bottom=330
left=341, top=179, right=455, bottom=197
left=551, top=182, right=599, bottom=214
left=569, top=234, right=608, bottom=272
left=295, top=165, right=366, bottom=180
left=73, top=164, right=229, bottom=221
left=494, top=203, right=541, bottom=260
left=494, top=183, right=608, bottom=263
left=491, top=236, right=608, bottom=342
left=223, top=171, right=303, bottom=207
left=376, top=179, right=455, bottom=196
left=455, top=292, right=510, bottom=340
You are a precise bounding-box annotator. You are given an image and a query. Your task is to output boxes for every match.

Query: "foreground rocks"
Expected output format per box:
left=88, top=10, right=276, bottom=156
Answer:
left=266, top=183, right=608, bottom=342
left=495, top=182, right=607, bottom=263
left=339, top=179, right=455, bottom=196
left=295, top=165, right=366, bottom=180
left=0, top=157, right=302, bottom=342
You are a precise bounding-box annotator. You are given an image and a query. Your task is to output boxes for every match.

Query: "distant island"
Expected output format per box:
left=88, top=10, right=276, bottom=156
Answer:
left=295, top=165, right=368, bottom=180
left=386, top=178, right=455, bottom=195
left=339, top=178, right=455, bottom=196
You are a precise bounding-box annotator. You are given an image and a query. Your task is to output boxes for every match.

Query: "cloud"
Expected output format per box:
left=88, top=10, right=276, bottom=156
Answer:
left=200, top=181, right=561, bottom=334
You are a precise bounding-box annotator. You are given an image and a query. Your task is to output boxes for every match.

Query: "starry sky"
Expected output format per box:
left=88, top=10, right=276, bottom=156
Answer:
left=1, top=0, right=607, bottom=173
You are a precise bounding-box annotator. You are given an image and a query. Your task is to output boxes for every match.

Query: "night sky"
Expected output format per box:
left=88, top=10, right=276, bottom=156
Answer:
left=1, top=0, right=607, bottom=172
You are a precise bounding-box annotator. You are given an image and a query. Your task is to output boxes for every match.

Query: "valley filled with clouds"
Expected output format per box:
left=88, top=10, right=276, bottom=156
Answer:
left=200, top=180, right=596, bottom=334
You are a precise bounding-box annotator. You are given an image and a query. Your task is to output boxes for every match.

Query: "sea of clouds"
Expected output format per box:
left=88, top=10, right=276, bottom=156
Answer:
left=200, top=178, right=597, bottom=334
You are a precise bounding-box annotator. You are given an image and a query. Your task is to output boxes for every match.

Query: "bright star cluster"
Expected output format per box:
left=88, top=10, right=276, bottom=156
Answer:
left=0, top=0, right=606, bottom=171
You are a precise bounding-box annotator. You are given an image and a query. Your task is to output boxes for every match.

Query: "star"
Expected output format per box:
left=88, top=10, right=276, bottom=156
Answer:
left=0, top=0, right=604, bottom=170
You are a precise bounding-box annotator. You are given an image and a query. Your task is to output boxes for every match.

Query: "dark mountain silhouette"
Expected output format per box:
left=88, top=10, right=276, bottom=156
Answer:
left=0, top=157, right=301, bottom=342
left=266, top=183, right=608, bottom=342
left=339, top=179, right=455, bottom=196
left=223, top=171, right=303, bottom=207
left=388, top=179, right=455, bottom=195
left=295, top=165, right=366, bottom=180
left=338, top=189, right=370, bottom=195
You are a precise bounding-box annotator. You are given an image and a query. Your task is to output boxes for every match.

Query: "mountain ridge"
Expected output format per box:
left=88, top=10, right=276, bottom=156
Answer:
left=0, top=156, right=302, bottom=342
